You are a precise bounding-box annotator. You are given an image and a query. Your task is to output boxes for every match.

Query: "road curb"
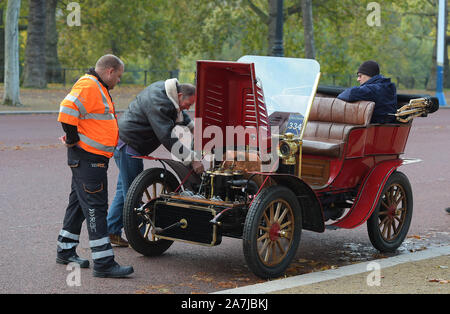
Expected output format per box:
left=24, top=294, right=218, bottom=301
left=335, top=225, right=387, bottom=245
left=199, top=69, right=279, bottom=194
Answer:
left=212, top=245, right=450, bottom=294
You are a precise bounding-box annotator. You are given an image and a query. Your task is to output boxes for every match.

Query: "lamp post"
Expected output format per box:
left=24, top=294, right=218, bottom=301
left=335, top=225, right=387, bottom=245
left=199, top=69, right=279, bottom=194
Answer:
left=272, top=0, right=284, bottom=57
left=436, top=0, right=447, bottom=106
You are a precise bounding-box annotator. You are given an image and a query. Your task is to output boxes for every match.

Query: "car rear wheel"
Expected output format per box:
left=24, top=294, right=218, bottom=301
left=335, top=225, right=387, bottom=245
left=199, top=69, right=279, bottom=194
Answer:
left=243, top=186, right=302, bottom=279
left=123, top=168, right=179, bottom=256
left=367, top=171, right=413, bottom=252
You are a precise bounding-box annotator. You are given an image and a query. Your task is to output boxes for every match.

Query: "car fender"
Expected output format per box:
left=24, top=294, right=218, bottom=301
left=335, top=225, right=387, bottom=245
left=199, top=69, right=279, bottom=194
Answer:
left=331, top=158, right=419, bottom=229
left=133, top=156, right=201, bottom=191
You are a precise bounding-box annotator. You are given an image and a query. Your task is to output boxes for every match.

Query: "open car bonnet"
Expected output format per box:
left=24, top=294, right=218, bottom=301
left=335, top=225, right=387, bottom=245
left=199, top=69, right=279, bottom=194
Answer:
left=194, top=56, right=321, bottom=154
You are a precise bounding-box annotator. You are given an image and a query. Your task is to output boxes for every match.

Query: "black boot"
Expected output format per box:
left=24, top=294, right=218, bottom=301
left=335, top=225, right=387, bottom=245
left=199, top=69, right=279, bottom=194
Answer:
left=56, top=254, right=90, bottom=268
left=92, top=263, right=134, bottom=278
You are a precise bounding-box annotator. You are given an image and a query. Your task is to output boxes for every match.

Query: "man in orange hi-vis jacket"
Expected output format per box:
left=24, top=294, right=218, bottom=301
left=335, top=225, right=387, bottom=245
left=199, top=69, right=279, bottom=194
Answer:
left=56, top=54, right=134, bottom=278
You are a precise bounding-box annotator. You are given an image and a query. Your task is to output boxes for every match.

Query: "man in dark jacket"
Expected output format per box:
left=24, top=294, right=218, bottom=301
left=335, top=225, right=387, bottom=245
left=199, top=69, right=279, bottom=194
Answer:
left=107, top=78, right=204, bottom=246
left=337, top=60, right=397, bottom=124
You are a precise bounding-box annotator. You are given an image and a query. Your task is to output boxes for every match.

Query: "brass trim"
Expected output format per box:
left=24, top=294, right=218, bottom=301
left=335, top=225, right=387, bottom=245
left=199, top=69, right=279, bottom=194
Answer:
left=297, top=143, right=303, bottom=178
left=210, top=174, right=215, bottom=199
left=298, top=72, right=321, bottom=179
left=180, top=218, right=188, bottom=229
left=299, top=72, right=321, bottom=140
left=162, top=201, right=217, bottom=212
left=164, top=195, right=240, bottom=207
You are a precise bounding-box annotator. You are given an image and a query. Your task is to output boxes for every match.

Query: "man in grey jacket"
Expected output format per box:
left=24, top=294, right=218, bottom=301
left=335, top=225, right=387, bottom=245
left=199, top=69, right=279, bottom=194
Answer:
left=107, top=78, right=204, bottom=246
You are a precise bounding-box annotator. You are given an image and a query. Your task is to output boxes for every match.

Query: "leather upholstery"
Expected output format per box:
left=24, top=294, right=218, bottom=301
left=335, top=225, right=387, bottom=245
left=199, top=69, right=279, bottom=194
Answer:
left=302, top=97, right=374, bottom=158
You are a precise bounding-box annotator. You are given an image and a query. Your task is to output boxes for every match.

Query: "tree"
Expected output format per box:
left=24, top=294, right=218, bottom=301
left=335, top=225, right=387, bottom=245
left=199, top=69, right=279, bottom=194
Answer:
left=46, top=0, right=62, bottom=83
left=1, top=5, right=5, bottom=83
left=50, top=0, right=441, bottom=90
left=23, top=0, right=47, bottom=88
left=301, top=0, right=315, bottom=59
left=3, top=0, right=22, bottom=106
left=245, top=0, right=303, bottom=56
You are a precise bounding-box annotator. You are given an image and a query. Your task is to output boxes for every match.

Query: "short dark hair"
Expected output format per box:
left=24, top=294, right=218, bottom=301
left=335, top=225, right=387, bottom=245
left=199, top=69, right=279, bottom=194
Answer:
left=177, top=83, right=196, bottom=97
left=95, top=54, right=124, bottom=71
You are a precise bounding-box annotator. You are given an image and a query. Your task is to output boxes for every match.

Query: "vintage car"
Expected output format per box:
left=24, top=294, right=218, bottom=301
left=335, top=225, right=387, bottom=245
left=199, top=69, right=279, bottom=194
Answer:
left=122, top=56, right=439, bottom=279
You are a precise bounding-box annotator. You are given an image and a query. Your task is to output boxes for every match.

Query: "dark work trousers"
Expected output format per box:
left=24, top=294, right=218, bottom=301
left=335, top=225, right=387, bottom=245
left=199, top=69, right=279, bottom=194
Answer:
left=57, top=146, right=115, bottom=271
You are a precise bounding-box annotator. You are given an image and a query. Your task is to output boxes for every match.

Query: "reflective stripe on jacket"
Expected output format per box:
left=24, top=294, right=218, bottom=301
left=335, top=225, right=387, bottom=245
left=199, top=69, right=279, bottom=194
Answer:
left=58, top=74, right=119, bottom=158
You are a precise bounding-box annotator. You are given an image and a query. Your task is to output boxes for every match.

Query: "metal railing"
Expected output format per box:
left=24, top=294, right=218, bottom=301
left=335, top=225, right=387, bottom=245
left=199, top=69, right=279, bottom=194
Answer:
left=319, top=73, right=430, bottom=90
left=51, top=68, right=186, bottom=86
left=0, top=67, right=432, bottom=90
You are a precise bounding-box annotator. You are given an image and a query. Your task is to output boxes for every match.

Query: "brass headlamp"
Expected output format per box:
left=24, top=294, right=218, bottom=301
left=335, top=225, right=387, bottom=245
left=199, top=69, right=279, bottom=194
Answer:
left=277, top=133, right=301, bottom=165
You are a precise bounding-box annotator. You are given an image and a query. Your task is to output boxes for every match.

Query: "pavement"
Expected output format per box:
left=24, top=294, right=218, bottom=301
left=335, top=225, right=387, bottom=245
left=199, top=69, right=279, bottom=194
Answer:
left=214, top=245, right=450, bottom=294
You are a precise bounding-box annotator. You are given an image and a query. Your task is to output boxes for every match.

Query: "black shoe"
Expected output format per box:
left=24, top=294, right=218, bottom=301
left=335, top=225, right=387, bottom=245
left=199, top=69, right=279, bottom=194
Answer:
left=92, top=264, right=134, bottom=278
left=56, top=254, right=90, bottom=268
left=446, top=208, right=450, bottom=214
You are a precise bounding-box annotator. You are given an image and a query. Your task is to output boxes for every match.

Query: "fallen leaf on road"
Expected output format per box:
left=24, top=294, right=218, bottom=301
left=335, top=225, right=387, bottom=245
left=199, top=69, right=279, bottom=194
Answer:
left=216, top=281, right=236, bottom=289
left=232, top=277, right=251, bottom=282
left=409, top=246, right=427, bottom=252
left=428, top=278, right=449, bottom=284
left=407, top=235, right=422, bottom=239
left=192, top=273, right=214, bottom=283
left=372, top=253, right=387, bottom=259
left=138, top=284, right=174, bottom=294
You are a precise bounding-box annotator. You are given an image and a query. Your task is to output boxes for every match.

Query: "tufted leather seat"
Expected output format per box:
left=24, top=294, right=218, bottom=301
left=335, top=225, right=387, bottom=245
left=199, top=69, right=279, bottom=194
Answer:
left=302, top=97, right=375, bottom=158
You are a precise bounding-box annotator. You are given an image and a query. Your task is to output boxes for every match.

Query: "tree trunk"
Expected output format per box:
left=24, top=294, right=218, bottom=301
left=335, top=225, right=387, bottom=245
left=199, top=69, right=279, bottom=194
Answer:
left=23, top=0, right=47, bottom=88
left=3, top=0, right=22, bottom=106
left=301, top=0, right=315, bottom=59
left=46, top=0, right=61, bottom=83
left=0, top=7, right=5, bottom=83
left=246, top=0, right=304, bottom=56
left=267, top=0, right=278, bottom=56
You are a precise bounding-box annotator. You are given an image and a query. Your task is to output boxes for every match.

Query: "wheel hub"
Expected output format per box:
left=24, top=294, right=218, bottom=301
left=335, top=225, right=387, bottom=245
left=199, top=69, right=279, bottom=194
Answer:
left=387, top=205, right=397, bottom=218
left=269, top=223, right=281, bottom=241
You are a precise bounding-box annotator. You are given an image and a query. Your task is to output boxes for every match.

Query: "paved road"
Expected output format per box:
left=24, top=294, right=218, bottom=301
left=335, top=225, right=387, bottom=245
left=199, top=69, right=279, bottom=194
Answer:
left=0, top=111, right=449, bottom=294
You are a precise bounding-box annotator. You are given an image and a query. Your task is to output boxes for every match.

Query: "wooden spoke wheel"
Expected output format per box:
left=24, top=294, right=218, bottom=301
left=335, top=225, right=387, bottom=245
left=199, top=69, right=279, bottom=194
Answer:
left=257, top=199, right=295, bottom=266
left=367, top=171, right=413, bottom=252
left=378, top=183, right=407, bottom=241
left=243, top=186, right=302, bottom=279
left=123, top=168, right=179, bottom=256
